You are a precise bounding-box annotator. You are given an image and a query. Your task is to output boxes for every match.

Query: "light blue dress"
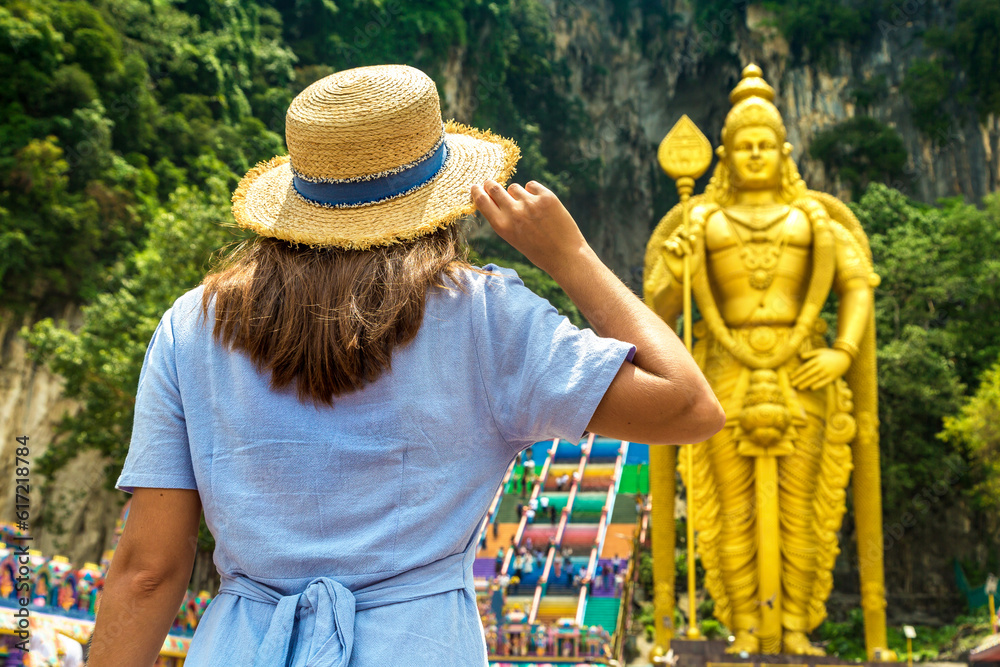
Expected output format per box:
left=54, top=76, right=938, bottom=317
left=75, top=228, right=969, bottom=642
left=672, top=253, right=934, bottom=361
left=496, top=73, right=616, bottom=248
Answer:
left=116, top=264, right=635, bottom=666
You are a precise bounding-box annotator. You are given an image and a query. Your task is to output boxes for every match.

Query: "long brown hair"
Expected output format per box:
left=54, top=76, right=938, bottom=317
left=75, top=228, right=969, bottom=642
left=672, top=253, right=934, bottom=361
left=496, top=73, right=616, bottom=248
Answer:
left=201, top=225, right=471, bottom=406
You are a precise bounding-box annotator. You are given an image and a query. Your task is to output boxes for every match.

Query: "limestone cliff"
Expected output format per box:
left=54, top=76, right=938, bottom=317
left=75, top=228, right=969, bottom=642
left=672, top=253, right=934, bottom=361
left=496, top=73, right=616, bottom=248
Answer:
left=445, top=0, right=998, bottom=284
left=0, top=307, right=122, bottom=565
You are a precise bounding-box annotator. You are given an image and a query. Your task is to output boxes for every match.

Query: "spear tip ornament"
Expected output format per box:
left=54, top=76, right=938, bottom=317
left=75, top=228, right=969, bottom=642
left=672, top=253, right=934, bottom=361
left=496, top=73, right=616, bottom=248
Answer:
left=658, top=114, right=713, bottom=185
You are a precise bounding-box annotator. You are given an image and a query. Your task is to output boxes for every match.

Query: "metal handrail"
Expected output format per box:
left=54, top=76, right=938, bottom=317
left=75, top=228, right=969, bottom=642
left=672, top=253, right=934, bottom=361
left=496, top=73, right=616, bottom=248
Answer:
left=501, top=438, right=559, bottom=576
left=475, top=458, right=516, bottom=556
left=612, top=501, right=647, bottom=661
left=575, top=441, right=628, bottom=626
left=527, top=432, right=594, bottom=624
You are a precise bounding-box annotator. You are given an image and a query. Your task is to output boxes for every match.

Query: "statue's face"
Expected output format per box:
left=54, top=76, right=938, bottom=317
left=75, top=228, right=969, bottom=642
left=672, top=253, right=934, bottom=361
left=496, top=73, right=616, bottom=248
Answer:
left=727, top=126, right=781, bottom=190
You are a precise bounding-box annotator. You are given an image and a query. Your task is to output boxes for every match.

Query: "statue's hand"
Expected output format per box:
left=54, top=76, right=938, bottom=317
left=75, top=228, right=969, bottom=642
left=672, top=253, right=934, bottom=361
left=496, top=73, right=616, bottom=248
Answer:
left=662, top=232, right=700, bottom=281
left=790, top=348, right=852, bottom=391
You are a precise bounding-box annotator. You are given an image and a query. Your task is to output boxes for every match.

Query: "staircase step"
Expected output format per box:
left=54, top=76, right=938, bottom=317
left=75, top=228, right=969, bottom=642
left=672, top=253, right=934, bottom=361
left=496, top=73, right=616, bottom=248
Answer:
left=582, top=595, right=620, bottom=631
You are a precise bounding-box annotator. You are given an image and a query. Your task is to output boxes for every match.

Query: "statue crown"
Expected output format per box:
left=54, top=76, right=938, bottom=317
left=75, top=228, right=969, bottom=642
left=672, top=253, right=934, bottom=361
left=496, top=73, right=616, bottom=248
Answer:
left=721, top=64, right=786, bottom=148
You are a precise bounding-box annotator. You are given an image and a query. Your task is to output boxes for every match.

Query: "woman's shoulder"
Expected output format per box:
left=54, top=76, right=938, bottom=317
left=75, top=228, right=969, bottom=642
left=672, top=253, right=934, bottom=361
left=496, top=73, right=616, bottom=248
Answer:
left=155, top=285, right=209, bottom=337
left=441, top=263, right=540, bottom=310
left=172, top=284, right=208, bottom=312
left=445, top=263, right=522, bottom=292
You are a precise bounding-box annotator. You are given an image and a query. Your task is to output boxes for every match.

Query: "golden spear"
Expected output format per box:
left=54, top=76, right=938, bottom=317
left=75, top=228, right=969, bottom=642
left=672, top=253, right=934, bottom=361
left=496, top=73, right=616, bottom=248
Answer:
left=655, top=115, right=713, bottom=646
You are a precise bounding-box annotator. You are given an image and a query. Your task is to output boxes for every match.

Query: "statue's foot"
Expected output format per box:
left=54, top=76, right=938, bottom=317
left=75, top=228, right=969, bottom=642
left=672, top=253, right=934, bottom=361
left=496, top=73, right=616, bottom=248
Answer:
left=782, top=631, right=825, bottom=656
left=725, top=631, right=759, bottom=654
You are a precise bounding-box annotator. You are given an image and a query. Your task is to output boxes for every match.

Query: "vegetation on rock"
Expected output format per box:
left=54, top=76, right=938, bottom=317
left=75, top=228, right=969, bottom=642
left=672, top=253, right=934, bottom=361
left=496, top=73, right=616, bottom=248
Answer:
left=810, top=117, right=908, bottom=198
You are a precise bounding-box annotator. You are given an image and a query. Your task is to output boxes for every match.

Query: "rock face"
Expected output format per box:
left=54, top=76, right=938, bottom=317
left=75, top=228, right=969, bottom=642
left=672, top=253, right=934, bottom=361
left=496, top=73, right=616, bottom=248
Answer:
left=444, top=0, right=999, bottom=284
left=0, top=0, right=995, bottom=609
left=0, top=307, right=123, bottom=566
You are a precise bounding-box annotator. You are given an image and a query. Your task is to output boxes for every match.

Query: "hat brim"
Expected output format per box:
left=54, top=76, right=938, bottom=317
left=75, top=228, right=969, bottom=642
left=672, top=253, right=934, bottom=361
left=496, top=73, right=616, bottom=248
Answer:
left=231, top=121, right=519, bottom=249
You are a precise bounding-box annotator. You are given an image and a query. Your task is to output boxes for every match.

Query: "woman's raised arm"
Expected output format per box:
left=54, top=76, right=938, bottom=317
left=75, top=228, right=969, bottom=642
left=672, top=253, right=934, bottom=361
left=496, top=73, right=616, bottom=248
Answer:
left=472, top=179, right=725, bottom=446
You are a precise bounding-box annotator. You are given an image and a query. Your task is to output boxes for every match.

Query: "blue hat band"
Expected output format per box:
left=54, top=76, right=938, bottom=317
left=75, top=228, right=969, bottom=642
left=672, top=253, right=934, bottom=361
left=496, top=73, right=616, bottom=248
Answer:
left=292, top=140, right=448, bottom=208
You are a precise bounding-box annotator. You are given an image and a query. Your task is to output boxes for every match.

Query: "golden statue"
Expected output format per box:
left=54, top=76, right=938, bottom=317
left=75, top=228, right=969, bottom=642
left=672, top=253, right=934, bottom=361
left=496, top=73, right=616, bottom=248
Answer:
left=643, top=65, right=891, bottom=658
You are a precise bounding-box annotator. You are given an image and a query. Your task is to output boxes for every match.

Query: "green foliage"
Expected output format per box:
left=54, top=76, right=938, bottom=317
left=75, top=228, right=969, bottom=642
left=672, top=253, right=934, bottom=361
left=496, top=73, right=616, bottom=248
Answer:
left=0, top=0, right=288, bottom=311
left=817, top=610, right=995, bottom=661
left=852, top=184, right=1000, bottom=518
left=809, top=116, right=907, bottom=199
left=762, top=0, right=873, bottom=64
left=875, top=326, right=965, bottom=509
left=674, top=519, right=706, bottom=587
left=940, top=357, right=1000, bottom=510
left=638, top=550, right=653, bottom=600
left=848, top=74, right=888, bottom=113
left=608, top=0, right=679, bottom=54
left=0, top=136, right=146, bottom=309
left=815, top=608, right=869, bottom=661
left=858, top=187, right=1000, bottom=384
left=901, top=59, right=953, bottom=143
left=24, top=183, right=243, bottom=496
left=928, top=0, right=1000, bottom=119
left=678, top=0, right=740, bottom=58
left=699, top=617, right=727, bottom=640
left=266, top=0, right=466, bottom=72
left=636, top=600, right=655, bottom=641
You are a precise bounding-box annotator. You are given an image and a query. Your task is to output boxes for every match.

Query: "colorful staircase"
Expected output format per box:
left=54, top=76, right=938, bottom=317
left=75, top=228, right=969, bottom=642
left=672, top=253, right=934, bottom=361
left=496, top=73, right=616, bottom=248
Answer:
left=581, top=596, right=620, bottom=630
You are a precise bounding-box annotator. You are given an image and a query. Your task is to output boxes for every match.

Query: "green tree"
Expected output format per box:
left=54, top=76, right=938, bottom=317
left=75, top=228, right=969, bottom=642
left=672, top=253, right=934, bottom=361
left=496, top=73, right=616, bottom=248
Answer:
left=810, top=117, right=907, bottom=199
left=0, top=0, right=289, bottom=311
left=24, top=182, right=243, bottom=491
left=845, top=184, right=1000, bottom=587
left=928, top=0, right=1000, bottom=119
left=762, top=0, right=874, bottom=65
left=940, top=357, right=1000, bottom=511
left=901, top=59, right=953, bottom=144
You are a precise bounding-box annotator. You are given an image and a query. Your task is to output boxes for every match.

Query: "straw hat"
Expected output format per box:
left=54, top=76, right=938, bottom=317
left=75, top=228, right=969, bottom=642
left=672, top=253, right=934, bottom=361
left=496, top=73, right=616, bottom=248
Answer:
left=232, top=64, right=520, bottom=249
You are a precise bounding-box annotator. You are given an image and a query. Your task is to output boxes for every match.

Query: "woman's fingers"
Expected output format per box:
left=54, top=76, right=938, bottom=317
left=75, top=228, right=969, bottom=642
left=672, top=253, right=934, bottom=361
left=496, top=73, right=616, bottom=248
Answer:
left=525, top=181, right=550, bottom=196
left=471, top=184, right=501, bottom=217
left=484, top=179, right=517, bottom=210
left=508, top=182, right=530, bottom=200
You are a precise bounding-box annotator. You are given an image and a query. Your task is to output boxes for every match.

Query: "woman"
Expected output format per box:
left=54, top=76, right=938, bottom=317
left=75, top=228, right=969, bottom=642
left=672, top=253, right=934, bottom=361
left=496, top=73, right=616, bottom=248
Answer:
left=87, top=65, right=723, bottom=666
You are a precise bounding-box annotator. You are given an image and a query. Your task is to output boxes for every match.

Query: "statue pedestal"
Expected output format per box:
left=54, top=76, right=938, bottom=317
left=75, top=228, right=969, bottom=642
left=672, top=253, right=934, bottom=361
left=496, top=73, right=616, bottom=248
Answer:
left=669, top=639, right=886, bottom=667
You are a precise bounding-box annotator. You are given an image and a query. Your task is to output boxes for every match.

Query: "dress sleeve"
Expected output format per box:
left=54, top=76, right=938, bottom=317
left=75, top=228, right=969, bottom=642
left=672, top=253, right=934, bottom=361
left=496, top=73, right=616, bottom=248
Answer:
left=115, top=307, right=197, bottom=494
left=471, top=265, right=636, bottom=451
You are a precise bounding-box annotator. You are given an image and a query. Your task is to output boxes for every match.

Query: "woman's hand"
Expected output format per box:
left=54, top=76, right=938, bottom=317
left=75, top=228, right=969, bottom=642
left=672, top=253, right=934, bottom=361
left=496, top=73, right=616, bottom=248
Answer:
left=471, top=179, right=725, bottom=446
left=471, top=179, right=591, bottom=278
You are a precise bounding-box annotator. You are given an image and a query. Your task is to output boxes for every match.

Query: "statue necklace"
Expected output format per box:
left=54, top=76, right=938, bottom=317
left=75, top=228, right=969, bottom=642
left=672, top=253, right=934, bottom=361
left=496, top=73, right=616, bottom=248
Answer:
left=691, top=200, right=837, bottom=370
left=723, top=207, right=792, bottom=291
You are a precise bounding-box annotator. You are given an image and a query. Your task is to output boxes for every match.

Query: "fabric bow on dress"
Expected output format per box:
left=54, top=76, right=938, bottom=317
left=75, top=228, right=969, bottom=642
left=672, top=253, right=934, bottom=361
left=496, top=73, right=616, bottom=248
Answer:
left=218, top=574, right=356, bottom=667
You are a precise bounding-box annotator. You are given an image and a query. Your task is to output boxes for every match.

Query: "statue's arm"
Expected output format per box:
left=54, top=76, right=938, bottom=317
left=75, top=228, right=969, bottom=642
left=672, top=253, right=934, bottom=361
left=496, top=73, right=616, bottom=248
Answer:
left=644, top=205, right=709, bottom=326
left=831, top=222, right=874, bottom=361
left=644, top=242, right=683, bottom=325
left=792, top=220, right=871, bottom=390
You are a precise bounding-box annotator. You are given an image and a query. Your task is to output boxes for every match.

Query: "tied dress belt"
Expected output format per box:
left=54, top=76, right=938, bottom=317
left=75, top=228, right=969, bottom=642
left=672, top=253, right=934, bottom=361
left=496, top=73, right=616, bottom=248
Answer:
left=218, top=574, right=356, bottom=667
